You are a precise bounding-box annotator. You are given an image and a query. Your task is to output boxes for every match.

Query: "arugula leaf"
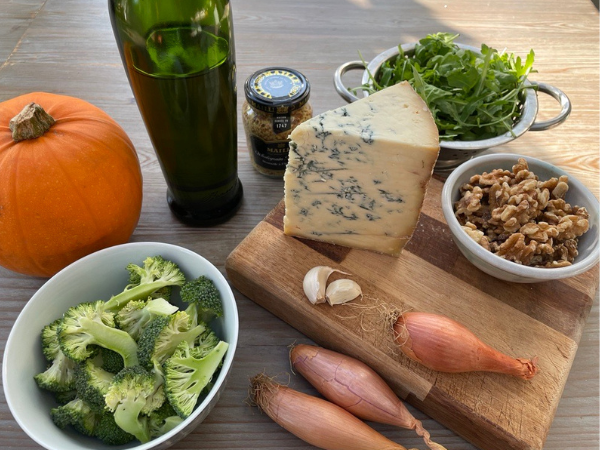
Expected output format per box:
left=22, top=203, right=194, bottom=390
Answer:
left=352, top=33, right=537, bottom=141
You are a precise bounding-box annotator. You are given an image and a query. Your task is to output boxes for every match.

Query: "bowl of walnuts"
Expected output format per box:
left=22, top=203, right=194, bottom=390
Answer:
left=441, top=153, right=599, bottom=283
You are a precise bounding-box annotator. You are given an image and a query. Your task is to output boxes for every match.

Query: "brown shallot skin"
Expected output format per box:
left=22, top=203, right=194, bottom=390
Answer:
left=291, top=344, right=447, bottom=450
left=394, top=312, right=538, bottom=379
left=250, top=373, right=412, bottom=450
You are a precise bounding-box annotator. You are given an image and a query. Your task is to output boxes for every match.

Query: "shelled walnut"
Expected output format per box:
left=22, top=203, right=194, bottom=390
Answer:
left=454, top=158, right=590, bottom=267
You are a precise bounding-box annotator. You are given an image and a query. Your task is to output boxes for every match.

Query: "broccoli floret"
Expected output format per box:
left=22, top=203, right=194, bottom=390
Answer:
left=99, top=347, right=125, bottom=374
left=180, top=276, right=223, bottom=324
left=54, top=390, right=78, bottom=405
left=137, top=311, right=205, bottom=370
left=34, top=351, right=77, bottom=392
left=127, top=259, right=174, bottom=303
left=115, top=297, right=178, bottom=340
left=148, top=401, right=183, bottom=438
left=74, top=359, right=114, bottom=412
left=127, top=256, right=176, bottom=302
left=152, top=286, right=173, bottom=302
left=104, top=366, right=165, bottom=443
left=41, top=318, right=63, bottom=361
left=126, top=255, right=170, bottom=285
left=95, top=412, right=136, bottom=445
left=35, top=320, right=78, bottom=392
left=104, top=256, right=186, bottom=312
left=163, top=340, right=228, bottom=418
left=57, top=301, right=139, bottom=367
left=51, top=398, right=100, bottom=437
left=193, top=328, right=221, bottom=357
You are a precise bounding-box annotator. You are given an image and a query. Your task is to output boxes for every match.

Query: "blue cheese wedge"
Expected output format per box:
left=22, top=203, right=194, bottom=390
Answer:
left=283, top=81, right=440, bottom=256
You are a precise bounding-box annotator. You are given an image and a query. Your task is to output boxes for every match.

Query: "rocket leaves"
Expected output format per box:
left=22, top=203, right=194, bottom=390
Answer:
left=353, top=33, right=536, bottom=142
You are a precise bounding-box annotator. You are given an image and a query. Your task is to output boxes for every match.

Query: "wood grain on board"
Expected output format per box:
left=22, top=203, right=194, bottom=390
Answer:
left=226, top=178, right=598, bottom=450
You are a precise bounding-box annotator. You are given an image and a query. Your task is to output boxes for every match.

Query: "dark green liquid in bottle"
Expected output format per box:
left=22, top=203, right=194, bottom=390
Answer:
left=109, top=7, right=243, bottom=225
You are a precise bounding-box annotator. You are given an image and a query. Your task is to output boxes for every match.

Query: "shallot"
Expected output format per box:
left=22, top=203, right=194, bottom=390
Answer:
left=291, top=344, right=447, bottom=450
left=393, top=312, right=538, bottom=379
left=250, top=373, right=416, bottom=450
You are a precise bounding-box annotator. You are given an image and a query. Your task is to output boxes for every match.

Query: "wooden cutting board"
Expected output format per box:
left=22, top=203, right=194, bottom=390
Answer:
left=225, top=177, right=598, bottom=450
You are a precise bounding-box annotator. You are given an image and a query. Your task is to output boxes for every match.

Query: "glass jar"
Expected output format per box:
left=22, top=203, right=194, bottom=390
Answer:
left=242, top=67, right=312, bottom=177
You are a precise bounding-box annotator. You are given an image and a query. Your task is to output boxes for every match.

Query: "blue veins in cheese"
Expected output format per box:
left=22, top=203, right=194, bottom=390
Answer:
left=283, top=81, right=440, bottom=256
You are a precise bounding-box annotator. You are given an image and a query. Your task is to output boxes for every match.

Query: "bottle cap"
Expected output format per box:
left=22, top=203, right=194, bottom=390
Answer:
left=244, top=67, right=310, bottom=114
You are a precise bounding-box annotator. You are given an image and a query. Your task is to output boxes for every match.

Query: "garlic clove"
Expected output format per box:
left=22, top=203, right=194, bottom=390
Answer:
left=325, top=279, right=363, bottom=306
left=303, top=266, right=349, bottom=304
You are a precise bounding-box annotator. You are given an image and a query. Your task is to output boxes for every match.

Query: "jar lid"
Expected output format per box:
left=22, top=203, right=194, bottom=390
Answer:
left=244, top=67, right=310, bottom=114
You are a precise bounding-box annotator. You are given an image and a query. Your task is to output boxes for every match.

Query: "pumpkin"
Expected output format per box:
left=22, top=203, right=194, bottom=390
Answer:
left=0, top=92, right=143, bottom=277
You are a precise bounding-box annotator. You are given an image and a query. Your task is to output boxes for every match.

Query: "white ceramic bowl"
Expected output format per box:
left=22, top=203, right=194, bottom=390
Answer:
left=441, top=153, right=600, bottom=283
left=2, top=242, right=239, bottom=450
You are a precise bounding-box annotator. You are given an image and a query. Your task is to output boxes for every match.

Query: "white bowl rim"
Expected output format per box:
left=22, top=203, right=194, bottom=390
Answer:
left=441, top=153, right=600, bottom=280
left=2, top=241, right=239, bottom=450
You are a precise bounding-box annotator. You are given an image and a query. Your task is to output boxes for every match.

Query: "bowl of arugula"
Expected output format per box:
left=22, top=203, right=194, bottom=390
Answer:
left=334, top=32, right=571, bottom=173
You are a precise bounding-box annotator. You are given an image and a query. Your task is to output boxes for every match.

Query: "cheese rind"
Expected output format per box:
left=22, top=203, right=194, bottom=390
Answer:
left=283, top=81, right=440, bottom=256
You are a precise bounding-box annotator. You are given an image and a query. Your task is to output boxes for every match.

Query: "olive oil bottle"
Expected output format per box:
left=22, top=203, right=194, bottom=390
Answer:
left=109, top=0, right=243, bottom=225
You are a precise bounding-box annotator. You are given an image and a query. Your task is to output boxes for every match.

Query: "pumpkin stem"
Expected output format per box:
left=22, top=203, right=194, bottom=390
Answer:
left=9, top=102, right=56, bottom=142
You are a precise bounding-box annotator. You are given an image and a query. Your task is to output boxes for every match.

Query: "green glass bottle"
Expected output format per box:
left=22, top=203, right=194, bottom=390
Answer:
left=108, top=0, right=243, bottom=225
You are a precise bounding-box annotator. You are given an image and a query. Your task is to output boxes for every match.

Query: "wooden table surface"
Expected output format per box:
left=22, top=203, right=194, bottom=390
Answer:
left=0, top=0, right=597, bottom=449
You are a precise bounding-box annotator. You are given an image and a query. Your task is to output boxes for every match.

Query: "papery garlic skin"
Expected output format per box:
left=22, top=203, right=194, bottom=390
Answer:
left=326, top=279, right=363, bottom=305
left=303, top=266, right=349, bottom=304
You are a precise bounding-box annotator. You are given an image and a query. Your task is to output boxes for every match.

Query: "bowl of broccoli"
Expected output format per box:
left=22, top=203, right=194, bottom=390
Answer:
left=2, top=241, right=239, bottom=450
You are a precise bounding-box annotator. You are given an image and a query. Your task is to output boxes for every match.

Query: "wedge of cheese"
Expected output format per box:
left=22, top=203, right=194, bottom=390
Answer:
left=283, top=81, right=440, bottom=256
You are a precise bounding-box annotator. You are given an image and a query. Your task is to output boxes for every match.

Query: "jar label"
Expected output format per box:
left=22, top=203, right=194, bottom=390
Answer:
left=273, top=112, right=292, bottom=134
left=249, top=135, right=290, bottom=171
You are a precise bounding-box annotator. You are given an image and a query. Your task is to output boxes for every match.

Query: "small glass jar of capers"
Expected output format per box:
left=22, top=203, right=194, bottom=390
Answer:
left=242, top=67, right=312, bottom=177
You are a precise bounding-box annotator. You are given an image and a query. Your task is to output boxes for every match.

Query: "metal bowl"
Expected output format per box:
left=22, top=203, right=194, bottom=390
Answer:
left=334, top=43, right=571, bottom=173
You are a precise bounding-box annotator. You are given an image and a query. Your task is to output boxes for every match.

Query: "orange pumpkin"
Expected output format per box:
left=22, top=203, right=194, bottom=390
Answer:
left=0, top=92, right=143, bottom=277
